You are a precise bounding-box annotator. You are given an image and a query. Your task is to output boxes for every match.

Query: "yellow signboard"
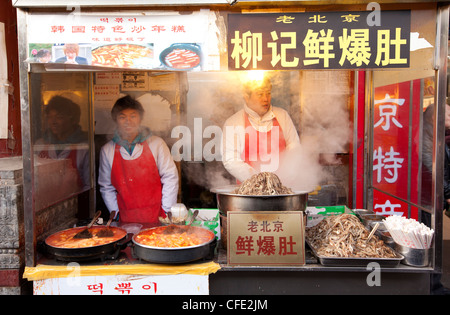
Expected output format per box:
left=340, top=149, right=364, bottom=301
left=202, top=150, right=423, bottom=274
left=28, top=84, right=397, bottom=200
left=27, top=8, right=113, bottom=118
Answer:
left=228, top=11, right=411, bottom=70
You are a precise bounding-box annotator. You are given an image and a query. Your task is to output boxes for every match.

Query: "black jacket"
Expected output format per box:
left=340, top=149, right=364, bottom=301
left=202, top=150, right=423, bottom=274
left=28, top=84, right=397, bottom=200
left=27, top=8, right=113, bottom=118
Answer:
left=444, top=144, right=450, bottom=209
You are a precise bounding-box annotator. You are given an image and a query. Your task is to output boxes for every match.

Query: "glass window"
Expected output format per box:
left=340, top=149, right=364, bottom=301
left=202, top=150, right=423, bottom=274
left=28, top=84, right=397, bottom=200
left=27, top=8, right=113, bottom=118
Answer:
left=371, top=70, right=435, bottom=221
left=30, top=73, right=91, bottom=211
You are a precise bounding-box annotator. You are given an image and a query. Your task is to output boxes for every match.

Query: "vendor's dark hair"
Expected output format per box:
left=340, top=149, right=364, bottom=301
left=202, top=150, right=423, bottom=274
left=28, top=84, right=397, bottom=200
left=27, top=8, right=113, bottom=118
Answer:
left=111, top=95, right=144, bottom=121
left=45, top=95, right=81, bottom=124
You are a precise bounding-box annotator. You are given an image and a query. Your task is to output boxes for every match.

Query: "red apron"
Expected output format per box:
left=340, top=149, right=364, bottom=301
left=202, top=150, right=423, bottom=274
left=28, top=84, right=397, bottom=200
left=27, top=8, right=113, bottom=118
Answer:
left=242, top=113, right=286, bottom=173
left=111, top=143, right=164, bottom=224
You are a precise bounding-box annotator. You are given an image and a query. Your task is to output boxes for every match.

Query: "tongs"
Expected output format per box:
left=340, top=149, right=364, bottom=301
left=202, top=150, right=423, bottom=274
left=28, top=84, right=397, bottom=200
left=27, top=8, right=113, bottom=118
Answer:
left=185, top=209, right=199, bottom=234
left=73, top=211, right=102, bottom=239
left=96, top=211, right=116, bottom=238
left=366, top=222, right=380, bottom=243
left=163, top=211, right=183, bottom=234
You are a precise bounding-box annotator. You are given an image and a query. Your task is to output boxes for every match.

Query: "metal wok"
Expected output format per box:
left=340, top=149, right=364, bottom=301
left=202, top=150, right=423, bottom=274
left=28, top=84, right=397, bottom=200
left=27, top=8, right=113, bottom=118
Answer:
left=211, top=185, right=310, bottom=214
left=43, top=226, right=130, bottom=262
left=132, top=225, right=216, bottom=264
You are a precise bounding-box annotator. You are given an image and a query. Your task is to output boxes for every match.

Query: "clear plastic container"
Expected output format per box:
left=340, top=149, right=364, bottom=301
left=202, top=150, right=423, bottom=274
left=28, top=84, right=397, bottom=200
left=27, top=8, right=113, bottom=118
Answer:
left=121, top=223, right=143, bottom=234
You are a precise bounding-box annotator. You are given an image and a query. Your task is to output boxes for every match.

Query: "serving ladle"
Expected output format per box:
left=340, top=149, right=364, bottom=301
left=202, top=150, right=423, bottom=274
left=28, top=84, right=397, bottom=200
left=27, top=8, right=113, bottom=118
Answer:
left=163, top=211, right=182, bottom=234
left=185, top=209, right=199, bottom=234
left=96, top=211, right=116, bottom=238
left=163, top=210, right=199, bottom=234
left=73, top=211, right=102, bottom=239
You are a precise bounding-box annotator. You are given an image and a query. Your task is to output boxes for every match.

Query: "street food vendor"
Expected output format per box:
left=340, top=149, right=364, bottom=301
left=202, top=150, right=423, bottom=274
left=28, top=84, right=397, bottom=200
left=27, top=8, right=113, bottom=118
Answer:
left=98, top=95, right=178, bottom=224
left=221, top=75, right=300, bottom=183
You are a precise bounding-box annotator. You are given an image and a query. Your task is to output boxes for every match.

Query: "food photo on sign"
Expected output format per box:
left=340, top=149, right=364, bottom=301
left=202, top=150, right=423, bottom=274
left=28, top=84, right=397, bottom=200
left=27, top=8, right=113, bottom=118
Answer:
left=158, top=43, right=203, bottom=71
left=91, top=43, right=154, bottom=69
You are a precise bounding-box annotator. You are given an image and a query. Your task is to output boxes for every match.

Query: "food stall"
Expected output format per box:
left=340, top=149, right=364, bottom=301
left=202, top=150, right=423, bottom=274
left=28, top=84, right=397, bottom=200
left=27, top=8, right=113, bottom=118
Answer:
left=13, top=0, right=448, bottom=296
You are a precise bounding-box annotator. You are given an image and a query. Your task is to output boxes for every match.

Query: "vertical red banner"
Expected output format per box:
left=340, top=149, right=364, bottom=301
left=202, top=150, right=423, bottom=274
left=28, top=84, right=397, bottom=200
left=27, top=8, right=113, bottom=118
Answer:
left=372, top=80, right=420, bottom=219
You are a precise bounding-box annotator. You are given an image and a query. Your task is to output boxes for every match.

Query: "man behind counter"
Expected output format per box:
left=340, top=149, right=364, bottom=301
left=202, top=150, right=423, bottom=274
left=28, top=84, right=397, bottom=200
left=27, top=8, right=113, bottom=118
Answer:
left=98, top=95, right=178, bottom=225
left=222, top=75, right=300, bottom=183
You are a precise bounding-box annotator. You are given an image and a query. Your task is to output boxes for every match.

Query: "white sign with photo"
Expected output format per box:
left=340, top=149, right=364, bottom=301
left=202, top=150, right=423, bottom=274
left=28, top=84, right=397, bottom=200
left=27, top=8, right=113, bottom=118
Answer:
left=26, top=12, right=210, bottom=71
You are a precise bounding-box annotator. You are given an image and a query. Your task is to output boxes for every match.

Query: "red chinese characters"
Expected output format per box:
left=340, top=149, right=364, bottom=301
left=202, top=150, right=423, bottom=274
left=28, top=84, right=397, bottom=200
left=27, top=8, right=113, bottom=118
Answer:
left=48, top=16, right=189, bottom=43
left=50, top=26, right=65, bottom=33
left=235, top=220, right=297, bottom=256
left=228, top=212, right=305, bottom=266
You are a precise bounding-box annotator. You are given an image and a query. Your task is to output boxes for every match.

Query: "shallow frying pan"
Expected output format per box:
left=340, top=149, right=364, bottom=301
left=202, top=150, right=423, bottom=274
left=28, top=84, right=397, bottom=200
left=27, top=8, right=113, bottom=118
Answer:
left=132, top=225, right=216, bottom=264
left=44, top=226, right=130, bottom=262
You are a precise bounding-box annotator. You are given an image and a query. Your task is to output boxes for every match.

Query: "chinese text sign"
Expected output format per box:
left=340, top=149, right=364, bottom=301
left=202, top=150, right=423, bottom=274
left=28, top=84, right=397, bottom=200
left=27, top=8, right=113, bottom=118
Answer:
left=227, top=211, right=305, bottom=266
left=372, top=80, right=421, bottom=219
left=228, top=11, right=410, bottom=70
left=27, top=13, right=209, bottom=70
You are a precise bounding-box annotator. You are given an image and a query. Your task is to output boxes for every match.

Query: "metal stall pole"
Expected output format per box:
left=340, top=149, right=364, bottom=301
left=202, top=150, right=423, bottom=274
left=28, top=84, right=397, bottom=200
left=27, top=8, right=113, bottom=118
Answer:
left=16, top=7, right=36, bottom=267
left=431, top=3, right=449, bottom=274
left=364, top=70, right=374, bottom=211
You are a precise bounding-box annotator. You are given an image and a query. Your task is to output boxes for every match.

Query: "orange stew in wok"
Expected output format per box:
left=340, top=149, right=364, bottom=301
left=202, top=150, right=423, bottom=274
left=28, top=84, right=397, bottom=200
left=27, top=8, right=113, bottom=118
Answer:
left=45, top=226, right=127, bottom=249
left=134, top=226, right=214, bottom=248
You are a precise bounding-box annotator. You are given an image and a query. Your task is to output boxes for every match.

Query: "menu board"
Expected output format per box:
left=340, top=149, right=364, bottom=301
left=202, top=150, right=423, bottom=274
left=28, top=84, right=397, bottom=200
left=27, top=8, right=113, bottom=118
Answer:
left=228, top=11, right=410, bottom=70
left=27, top=12, right=209, bottom=71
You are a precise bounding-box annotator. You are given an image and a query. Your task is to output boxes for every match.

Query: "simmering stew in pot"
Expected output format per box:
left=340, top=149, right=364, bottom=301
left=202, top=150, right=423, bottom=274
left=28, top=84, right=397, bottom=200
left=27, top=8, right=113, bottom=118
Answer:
left=134, top=226, right=214, bottom=248
left=46, top=226, right=127, bottom=248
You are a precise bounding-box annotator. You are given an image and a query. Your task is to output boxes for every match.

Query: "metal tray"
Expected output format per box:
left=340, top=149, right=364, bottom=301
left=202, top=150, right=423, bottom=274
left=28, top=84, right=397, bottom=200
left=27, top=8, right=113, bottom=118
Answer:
left=306, top=240, right=404, bottom=268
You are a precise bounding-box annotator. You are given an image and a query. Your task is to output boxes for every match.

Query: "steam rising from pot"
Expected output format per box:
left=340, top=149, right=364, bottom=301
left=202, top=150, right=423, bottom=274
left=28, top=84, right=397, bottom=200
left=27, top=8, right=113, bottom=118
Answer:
left=178, top=71, right=351, bottom=193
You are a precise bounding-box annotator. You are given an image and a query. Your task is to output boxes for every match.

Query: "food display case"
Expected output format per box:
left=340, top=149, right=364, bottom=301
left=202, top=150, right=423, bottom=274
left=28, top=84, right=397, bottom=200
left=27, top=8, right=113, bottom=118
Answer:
left=13, top=0, right=448, bottom=296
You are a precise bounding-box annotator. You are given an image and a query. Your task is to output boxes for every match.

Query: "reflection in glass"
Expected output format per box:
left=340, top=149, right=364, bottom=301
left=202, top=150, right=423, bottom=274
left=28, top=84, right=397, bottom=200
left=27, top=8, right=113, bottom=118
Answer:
left=33, top=89, right=90, bottom=210
left=421, top=100, right=434, bottom=208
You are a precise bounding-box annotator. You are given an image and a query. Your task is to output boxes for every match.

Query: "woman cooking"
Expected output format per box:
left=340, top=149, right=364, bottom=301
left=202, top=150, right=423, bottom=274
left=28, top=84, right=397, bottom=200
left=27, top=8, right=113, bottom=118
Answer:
left=98, top=95, right=179, bottom=225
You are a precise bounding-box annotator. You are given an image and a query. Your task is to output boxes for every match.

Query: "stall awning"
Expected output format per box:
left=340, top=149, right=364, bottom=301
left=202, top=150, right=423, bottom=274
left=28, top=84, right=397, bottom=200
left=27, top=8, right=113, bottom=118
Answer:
left=12, top=0, right=450, bottom=8
left=12, top=0, right=231, bottom=8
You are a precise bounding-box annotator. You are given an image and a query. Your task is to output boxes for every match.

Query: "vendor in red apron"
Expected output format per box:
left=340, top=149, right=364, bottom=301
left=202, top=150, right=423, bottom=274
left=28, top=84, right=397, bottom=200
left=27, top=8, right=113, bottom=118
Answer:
left=98, top=95, right=179, bottom=225
left=222, top=76, right=300, bottom=183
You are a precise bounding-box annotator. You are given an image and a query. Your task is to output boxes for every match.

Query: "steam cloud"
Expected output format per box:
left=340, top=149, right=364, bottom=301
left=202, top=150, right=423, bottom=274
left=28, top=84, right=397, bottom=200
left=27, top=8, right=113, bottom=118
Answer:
left=178, top=71, right=351, bottom=192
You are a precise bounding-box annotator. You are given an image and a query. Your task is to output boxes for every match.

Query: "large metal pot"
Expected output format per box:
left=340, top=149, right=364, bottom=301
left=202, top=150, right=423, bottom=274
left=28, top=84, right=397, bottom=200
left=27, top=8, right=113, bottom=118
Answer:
left=132, top=226, right=216, bottom=264
left=211, top=185, right=310, bottom=214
